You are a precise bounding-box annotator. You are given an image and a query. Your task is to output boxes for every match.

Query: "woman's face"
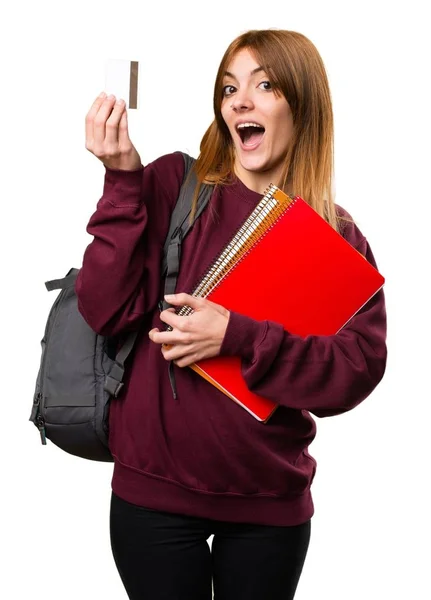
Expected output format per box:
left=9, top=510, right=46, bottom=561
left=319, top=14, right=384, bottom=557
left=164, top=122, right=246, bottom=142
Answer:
left=221, top=49, right=294, bottom=192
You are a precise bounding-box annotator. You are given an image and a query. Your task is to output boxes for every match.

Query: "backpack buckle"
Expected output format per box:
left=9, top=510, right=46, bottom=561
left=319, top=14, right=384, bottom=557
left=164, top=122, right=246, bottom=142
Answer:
left=104, top=376, right=124, bottom=398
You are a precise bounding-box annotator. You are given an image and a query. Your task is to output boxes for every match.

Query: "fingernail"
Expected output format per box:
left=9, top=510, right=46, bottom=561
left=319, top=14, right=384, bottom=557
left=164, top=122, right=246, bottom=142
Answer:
left=107, top=94, right=115, bottom=100
left=116, top=98, right=125, bottom=105
left=165, top=294, right=174, bottom=300
left=99, top=91, right=106, bottom=98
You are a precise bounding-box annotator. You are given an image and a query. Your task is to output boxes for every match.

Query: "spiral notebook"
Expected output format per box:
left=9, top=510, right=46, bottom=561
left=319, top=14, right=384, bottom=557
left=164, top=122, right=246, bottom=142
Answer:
left=177, top=185, right=385, bottom=422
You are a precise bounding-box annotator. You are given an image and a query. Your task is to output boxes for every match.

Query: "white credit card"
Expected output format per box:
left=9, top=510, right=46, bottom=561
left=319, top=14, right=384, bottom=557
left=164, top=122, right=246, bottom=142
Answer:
left=104, top=59, right=139, bottom=109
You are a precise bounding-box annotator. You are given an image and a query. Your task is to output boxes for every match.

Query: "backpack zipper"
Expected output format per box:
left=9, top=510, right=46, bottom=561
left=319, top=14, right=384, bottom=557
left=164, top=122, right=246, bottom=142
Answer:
left=30, top=392, right=47, bottom=445
left=31, top=288, right=64, bottom=443
left=30, top=392, right=42, bottom=422
left=36, top=414, right=47, bottom=445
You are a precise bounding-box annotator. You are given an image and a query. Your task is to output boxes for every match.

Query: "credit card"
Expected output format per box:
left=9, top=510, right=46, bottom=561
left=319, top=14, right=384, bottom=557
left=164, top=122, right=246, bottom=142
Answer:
left=104, top=59, right=139, bottom=109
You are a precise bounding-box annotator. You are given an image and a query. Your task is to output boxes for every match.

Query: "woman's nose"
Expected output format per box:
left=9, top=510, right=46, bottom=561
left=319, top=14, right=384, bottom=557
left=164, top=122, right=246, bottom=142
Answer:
left=230, top=92, right=254, bottom=112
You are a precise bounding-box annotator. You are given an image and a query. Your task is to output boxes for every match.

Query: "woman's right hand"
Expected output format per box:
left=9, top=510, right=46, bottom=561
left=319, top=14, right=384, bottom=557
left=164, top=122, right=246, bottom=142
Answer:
left=85, top=92, right=142, bottom=171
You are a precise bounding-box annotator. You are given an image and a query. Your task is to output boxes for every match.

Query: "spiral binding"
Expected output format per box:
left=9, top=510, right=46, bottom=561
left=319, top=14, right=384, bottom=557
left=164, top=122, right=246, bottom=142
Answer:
left=173, top=185, right=297, bottom=319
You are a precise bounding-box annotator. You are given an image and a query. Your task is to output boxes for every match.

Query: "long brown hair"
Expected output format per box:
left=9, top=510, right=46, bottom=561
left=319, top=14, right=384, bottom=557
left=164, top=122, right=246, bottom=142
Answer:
left=191, top=29, right=340, bottom=230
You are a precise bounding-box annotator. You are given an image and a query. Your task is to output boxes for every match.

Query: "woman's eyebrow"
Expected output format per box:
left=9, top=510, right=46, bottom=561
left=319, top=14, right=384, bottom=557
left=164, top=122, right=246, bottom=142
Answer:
left=223, top=66, right=265, bottom=80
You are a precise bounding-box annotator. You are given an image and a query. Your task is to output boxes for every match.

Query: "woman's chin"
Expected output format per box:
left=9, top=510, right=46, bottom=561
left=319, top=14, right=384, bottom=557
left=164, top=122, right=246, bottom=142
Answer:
left=239, top=156, right=268, bottom=174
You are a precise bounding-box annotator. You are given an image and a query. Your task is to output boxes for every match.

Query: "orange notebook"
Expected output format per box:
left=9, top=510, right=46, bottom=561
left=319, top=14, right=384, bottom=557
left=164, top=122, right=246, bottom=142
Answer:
left=180, top=185, right=385, bottom=421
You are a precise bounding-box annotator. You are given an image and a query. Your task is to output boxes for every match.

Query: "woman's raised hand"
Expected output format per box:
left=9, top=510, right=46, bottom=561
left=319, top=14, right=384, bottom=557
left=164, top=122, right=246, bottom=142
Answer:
left=85, top=92, right=142, bottom=171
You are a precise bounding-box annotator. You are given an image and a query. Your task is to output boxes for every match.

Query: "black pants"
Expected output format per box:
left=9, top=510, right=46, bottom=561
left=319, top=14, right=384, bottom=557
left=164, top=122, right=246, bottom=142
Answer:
left=110, top=492, right=311, bottom=600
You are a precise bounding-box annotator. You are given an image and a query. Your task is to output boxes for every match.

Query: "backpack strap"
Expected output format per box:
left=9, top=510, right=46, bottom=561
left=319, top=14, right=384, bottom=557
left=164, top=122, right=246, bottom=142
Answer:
left=103, top=330, right=138, bottom=397
left=45, top=268, right=79, bottom=291
left=160, top=152, right=213, bottom=310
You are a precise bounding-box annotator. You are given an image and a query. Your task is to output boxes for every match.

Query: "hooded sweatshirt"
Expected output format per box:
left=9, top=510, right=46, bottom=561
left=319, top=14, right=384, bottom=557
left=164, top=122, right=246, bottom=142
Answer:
left=75, top=151, right=387, bottom=526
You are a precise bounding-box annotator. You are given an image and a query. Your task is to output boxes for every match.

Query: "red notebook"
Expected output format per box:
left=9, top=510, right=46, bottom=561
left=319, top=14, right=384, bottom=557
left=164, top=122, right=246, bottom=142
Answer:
left=187, top=187, right=385, bottom=422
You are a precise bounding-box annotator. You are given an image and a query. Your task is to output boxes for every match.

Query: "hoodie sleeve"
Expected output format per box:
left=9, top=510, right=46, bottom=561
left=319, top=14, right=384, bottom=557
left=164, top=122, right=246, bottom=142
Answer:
left=75, top=152, right=184, bottom=337
left=219, top=233, right=387, bottom=418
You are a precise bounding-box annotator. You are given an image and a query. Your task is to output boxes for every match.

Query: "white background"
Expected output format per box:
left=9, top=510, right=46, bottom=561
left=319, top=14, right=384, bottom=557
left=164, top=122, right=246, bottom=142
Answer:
left=2, top=0, right=430, bottom=598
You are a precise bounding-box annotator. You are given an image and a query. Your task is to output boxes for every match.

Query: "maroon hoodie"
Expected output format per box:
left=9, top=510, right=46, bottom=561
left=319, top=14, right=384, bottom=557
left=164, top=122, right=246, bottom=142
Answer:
left=76, top=151, right=387, bottom=526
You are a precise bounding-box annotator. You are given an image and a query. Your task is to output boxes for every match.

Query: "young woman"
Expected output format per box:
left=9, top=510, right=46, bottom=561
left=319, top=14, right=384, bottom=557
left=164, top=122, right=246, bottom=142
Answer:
left=77, top=29, right=387, bottom=600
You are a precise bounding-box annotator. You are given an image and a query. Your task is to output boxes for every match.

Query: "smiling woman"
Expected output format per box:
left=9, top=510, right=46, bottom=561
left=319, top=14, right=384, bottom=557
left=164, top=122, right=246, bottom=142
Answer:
left=75, top=28, right=387, bottom=600
left=220, top=49, right=294, bottom=189
left=195, top=29, right=337, bottom=229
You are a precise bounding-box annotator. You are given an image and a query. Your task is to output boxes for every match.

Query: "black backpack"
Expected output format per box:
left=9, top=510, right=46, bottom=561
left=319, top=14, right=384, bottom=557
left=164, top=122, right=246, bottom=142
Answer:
left=29, top=152, right=212, bottom=462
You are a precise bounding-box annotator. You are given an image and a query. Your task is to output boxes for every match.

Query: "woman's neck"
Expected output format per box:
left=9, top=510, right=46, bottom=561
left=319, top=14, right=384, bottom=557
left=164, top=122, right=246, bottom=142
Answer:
left=234, top=162, right=292, bottom=196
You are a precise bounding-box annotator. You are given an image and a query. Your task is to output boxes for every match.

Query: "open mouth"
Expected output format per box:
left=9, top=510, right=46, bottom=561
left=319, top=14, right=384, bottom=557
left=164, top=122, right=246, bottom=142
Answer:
left=236, top=122, right=265, bottom=147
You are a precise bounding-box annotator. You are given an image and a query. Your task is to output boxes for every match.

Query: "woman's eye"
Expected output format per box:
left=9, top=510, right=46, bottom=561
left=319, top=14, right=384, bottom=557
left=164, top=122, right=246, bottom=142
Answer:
left=259, top=81, right=272, bottom=91
left=222, top=85, right=236, bottom=97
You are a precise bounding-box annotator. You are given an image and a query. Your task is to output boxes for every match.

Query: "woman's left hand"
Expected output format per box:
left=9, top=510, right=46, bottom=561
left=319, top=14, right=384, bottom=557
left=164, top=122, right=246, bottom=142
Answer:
left=148, top=293, right=230, bottom=367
